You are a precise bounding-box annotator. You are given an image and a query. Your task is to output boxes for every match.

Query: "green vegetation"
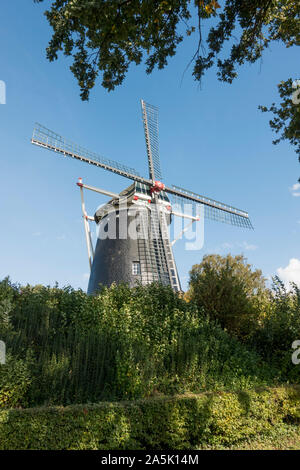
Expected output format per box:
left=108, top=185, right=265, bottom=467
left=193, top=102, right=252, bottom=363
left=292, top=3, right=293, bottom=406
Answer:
left=0, top=277, right=276, bottom=408
left=250, top=276, right=300, bottom=382
left=35, top=1, right=299, bottom=98
left=207, top=424, right=300, bottom=450
left=0, top=386, right=299, bottom=450
left=34, top=1, right=299, bottom=166
left=1, top=253, right=300, bottom=449
left=187, top=254, right=268, bottom=340
left=186, top=254, right=300, bottom=382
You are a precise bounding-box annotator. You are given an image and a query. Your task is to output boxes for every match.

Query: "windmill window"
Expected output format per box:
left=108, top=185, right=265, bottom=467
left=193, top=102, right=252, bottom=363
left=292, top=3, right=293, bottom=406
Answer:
left=132, top=261, right=141, bottom=275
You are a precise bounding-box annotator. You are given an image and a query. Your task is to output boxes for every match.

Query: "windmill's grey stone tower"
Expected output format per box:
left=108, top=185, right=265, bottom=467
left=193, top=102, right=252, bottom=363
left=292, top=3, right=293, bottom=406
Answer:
left=31, top=100, right=253, bottom=295
left=87, top=182, right=181, bottom=294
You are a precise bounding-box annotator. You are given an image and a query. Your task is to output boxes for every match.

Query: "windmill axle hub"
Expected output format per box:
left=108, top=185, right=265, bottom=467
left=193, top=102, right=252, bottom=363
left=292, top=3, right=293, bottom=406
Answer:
left=151, top=180, right=165, bottom=194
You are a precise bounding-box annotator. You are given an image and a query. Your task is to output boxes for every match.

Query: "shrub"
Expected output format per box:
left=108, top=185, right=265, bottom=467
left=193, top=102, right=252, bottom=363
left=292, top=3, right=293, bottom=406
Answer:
left=0, top=278, right=275, bottom=407
left=250, top=277, right=300, bottom=381
left=0, top=353, right=33, bottom=409
left=0, top=386, right=299, bottom=450
left=187, top=254, right=269, bottom=339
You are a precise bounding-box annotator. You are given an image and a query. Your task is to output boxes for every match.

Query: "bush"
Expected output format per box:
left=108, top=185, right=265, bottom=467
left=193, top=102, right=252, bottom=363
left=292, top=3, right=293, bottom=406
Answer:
left=0, top=353, right=33, bottom=409
left=187, top=254, right=269, bottom=339
left=0, top=386, right=299, bottom=450
left=250, top=277, right=300, bottom=381
left=0, top=278, right=276, bottom=407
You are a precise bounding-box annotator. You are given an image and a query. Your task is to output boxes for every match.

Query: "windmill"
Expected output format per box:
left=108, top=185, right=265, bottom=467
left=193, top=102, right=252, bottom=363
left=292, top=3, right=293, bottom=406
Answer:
left=31, top=100, right=253, bottom=294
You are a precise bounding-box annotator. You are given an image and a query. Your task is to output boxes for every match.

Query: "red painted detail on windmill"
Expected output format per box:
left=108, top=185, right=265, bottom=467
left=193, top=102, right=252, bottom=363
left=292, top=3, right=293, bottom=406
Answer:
left=148, top=199, right=152, bottom=203
left=150, top=180, right=165, bottom=193
left=166, top=205, right=171, bottom=211
left=133, top=195, right=139, bottom=201
left=77, top=177, right=83, bottom=187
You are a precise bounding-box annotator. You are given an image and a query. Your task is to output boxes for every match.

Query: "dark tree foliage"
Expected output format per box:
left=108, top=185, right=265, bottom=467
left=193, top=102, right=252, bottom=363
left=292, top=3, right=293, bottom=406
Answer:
left=259, top=79, right=300, bottom=179
left=34, top=1, right=299, bottom=168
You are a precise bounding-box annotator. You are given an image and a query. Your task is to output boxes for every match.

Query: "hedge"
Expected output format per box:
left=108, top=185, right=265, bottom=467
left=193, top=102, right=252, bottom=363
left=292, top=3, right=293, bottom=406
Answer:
left=0, top=386, right=299, bottom=450
left=0, top=280, right=278, bottom=408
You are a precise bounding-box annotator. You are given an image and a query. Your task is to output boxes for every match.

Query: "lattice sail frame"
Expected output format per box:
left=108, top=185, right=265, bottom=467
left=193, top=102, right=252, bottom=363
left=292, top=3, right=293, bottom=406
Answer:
left=32, top=123, right=141, bottom=180
left=31, top=120, right=253, bottom=231
left=141, top=100, right=162, bottom=181
left=170, top=185, right=253, bottom=229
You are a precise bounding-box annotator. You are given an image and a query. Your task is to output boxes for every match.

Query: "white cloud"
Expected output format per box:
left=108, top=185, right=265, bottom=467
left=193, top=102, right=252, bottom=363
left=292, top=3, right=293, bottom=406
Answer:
left=82, top=273, right=90, bottom=280
left=290, top=183, right=300, bottom=197
left=217, top=241, right=257, bottom=252
left=277, top=258, right=300, bottom=288
left=221, top=242, right=233, bottom=249
left=241, top=241, right=257, bottom=251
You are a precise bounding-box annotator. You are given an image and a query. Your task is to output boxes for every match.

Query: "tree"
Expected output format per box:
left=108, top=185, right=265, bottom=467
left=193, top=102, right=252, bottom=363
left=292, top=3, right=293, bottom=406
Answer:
left=187, top=254, right=269, bottom=339
left=249, top=276, right=300, bottom=382
left=259, top=79, right=300, bottom=178
left=35, top=1, right=299, bottom=168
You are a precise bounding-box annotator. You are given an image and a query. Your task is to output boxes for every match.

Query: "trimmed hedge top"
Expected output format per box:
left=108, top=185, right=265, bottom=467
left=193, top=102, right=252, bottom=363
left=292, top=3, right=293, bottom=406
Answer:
left=0, top=386, right=299, bottom=450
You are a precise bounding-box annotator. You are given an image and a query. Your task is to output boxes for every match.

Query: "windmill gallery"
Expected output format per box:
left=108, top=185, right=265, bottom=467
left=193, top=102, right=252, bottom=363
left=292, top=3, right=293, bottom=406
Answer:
left=31, top=100, right=252, bottom=294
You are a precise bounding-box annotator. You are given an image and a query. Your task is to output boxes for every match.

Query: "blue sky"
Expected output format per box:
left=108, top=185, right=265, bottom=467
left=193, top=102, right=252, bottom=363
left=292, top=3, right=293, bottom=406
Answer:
left=0, top=1, right=299, bottom=291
